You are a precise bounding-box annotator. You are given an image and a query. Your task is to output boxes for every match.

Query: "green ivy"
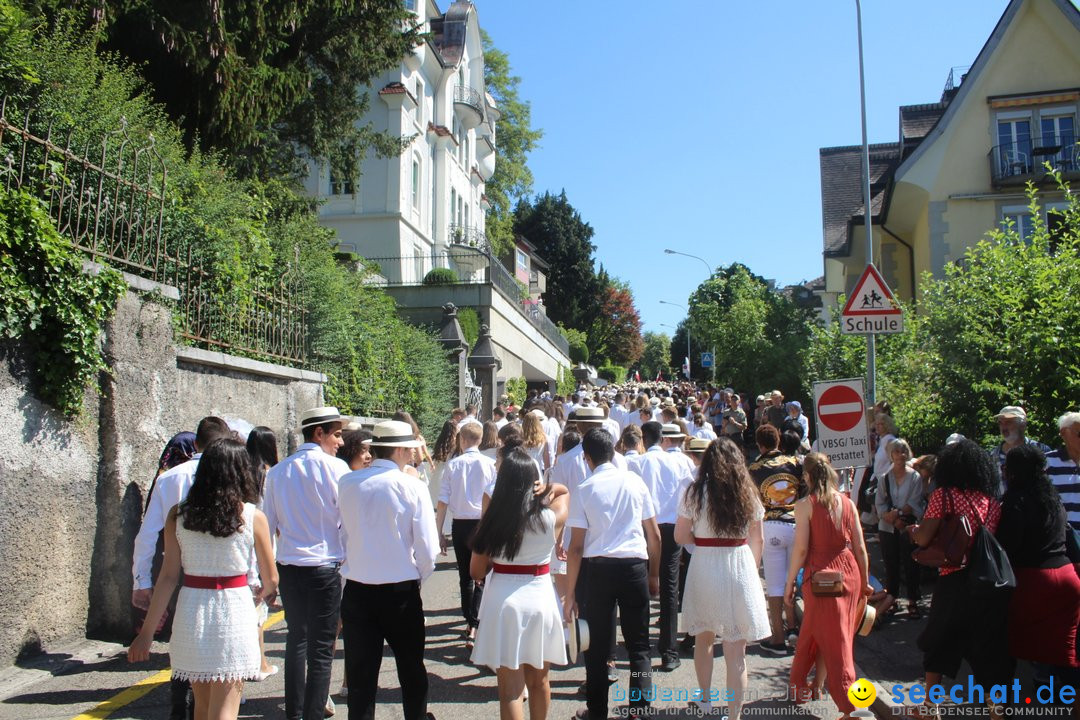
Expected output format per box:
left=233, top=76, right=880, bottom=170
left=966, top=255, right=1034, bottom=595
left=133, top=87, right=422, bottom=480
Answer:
left=457, top=307, right=479, bottom=349
left=503, top=376, right=527, bottom=407
left=0, top=186, right=125, bottom=416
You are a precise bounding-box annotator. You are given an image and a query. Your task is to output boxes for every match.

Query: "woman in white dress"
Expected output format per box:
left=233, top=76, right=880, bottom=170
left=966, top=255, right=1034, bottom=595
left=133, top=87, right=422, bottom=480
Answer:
left=521, top=411, right=554, bottom=473
left=128, top=439, right=278, bottom=720
left=470, top=449, right=569, bottom=720
left=675, top=437, right=770, bottom=718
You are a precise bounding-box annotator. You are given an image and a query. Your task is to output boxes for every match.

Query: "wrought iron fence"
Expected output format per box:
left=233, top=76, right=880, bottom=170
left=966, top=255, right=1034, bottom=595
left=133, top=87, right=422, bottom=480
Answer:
left=0, top=100, right=306, bottom=366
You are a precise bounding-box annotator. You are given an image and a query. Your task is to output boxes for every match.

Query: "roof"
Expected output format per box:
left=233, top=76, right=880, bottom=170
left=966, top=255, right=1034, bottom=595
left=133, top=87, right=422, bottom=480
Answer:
left=819, top=143, right=901, bottom=256
left=899, top=102, right=947, bottom=144
left=428, top=2, right=472, bottom=67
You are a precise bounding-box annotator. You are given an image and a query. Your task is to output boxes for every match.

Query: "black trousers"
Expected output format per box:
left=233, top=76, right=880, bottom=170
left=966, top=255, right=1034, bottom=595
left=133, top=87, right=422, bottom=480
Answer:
left=342, top=580, right=428, bottom=720
left=879, top=529, right=921, bottom=601
left=657, top=523, right=682, bottom=661
left=584, top=558, right=652, bottom=719
left=278, top=563, right=342, bottom=720
left=451, top=518, right=482, bottom=628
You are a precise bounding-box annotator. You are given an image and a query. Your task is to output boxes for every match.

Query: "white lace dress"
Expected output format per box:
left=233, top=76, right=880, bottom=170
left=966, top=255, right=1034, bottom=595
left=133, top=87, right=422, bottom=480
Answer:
left=471, top=508, right=568, bottom=670
left=679, top=492, right=771, bottom=641
left=170, top=502, right=260, bottom=683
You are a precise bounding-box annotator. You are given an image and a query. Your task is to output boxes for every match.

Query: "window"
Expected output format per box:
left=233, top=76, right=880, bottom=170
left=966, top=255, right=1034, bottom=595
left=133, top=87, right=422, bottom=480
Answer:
left=457, top=195, right=463, bottom=226
left=411, top=159, right=420, bottom=210
left=997, top=117, right=1032, bottom=176
left=329, top=169, right=353, bottom=196
left=403, top=0, right=416, bottom=10
left=464, top=134, right=470, bottom=166
left=451, top=188, right=456, bottom=223
left=1040, top=113, right=1076, bottom=171
left=1001, top=209, right=1034, bottom=242
left=516, top=249, right=529, bottom=273
left=451, top=117, right=460, bottom=163
left=464, top=204, right=469, bottom=229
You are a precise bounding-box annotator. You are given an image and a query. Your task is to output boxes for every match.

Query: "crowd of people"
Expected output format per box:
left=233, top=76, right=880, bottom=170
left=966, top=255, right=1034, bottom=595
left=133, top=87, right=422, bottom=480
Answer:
left=125, top=381, right=1080, bottom=720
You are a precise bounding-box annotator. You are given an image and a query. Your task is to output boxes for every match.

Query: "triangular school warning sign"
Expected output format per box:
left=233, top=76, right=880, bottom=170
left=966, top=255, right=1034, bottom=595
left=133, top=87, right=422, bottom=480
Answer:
left=840, top=264, right=904, bottom=335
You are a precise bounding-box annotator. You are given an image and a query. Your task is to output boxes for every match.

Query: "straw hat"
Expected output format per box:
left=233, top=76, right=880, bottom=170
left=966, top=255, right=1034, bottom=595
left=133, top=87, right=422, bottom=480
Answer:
left=301, top=406, right=344, bottom=429
left=855, top=595, right=877, bottom=637
left=368, top=420, right=423, bottom=448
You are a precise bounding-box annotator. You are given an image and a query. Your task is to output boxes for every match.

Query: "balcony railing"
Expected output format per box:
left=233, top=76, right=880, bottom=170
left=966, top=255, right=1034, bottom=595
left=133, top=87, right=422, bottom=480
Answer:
left=454, top=85, right=484, bottom=116
left=362, top=251, right=569, bottom=355
left=990, top=136, right=1079, bottom=185
left=448, top=223, right=490, bottom=253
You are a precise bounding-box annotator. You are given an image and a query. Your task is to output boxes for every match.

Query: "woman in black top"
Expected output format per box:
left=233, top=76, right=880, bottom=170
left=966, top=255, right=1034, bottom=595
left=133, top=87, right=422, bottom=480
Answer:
left=996, top=445, right=1080, bottom=673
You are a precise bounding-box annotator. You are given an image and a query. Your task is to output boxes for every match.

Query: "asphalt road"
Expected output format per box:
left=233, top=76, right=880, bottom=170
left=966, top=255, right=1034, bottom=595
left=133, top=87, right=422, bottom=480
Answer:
left=0, top=551, right=850, bottom=720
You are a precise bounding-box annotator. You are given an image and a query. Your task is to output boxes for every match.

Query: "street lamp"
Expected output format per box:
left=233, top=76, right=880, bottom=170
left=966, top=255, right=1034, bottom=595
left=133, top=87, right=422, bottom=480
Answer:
left=660, top=300, right=690, bottom=379
left=662, top=249, right=716, bottom=382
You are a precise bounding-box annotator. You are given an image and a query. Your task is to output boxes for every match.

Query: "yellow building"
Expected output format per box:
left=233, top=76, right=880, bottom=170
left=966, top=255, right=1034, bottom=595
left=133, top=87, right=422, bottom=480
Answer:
left=821, top=0, right=1080, bottom=313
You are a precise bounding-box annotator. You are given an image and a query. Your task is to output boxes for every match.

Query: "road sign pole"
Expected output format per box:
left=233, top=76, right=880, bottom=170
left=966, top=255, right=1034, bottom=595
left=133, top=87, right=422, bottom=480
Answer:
left=855, top=0, right=876, bottom=406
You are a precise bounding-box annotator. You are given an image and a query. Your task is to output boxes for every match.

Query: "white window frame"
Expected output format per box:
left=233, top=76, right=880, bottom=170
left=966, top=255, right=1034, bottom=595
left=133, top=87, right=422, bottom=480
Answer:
left=411, top=157, right=421, bottom=211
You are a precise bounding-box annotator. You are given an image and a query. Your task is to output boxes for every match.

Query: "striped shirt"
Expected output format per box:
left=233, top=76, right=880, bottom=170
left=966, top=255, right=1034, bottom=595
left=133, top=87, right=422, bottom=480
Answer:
left=1046, top=448, right=1080, bottom=531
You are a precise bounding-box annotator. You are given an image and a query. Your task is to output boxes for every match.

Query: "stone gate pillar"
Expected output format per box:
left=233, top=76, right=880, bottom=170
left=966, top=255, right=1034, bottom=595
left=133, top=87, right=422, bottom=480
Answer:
left=467, top=323, right=501, bottom=421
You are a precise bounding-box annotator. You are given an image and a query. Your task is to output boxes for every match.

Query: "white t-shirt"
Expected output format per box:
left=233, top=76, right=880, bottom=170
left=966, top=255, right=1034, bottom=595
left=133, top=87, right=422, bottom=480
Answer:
left=568, top=462, right=656, bottom=559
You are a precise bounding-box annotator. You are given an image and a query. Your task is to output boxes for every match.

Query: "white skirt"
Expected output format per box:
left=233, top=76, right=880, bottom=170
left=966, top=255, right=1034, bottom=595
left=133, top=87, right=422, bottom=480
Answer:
left=170, top=586, right=261, bottom=683
left=471, top=572, right=568, bottom=670
left=680, top=545, right=771, bottom=642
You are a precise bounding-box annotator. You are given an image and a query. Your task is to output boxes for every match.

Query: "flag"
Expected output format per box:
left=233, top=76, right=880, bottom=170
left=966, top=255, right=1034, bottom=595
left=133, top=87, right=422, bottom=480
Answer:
left=656, top=369, right=663, bottom=381
left=682, top=356, right=691, bottom=378
left=634, top=370, right=641, bottom=382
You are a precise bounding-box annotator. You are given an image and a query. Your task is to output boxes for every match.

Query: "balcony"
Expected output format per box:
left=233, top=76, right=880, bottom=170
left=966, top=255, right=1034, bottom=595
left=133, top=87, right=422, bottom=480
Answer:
left=990, top=135, right=1079, bottom=187
left=476, top=135, right=495, bottom=181
left=448, top=223, right=489, bottom=272
left=362, top=251, right=569, bottom=355
left=454, top=85, right=484, bottom=130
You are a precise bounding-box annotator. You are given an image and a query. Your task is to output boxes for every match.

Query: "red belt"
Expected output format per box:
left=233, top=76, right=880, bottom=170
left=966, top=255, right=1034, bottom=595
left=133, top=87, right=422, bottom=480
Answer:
left=183, top=574, right=248, bottom=590
left=694, top=537, right=747, bottom=547
left=492, top=563, right=550, bottom=576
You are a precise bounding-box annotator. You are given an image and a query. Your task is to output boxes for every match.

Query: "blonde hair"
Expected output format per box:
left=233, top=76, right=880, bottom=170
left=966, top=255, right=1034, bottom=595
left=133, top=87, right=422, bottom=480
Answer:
left=887, top=437, right=912, bottom=461
left=521, top=413, right=546, bottom=448
left=875, top=413, right=897, bottom=436
left=803, top=452, right=839, bottom=511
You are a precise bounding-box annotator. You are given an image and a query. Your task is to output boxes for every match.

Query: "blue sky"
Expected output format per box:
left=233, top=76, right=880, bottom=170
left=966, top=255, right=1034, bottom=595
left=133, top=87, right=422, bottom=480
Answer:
left=477, top=0, right=1016, bottom=336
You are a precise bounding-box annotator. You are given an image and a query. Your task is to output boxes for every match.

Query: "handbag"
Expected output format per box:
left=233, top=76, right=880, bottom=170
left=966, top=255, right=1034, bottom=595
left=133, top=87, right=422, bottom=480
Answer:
left=968, top=523, right=1015, bottom=595
left=912, top=489, right=973, bottom=568
left=810, top=570, right=844, bottom=597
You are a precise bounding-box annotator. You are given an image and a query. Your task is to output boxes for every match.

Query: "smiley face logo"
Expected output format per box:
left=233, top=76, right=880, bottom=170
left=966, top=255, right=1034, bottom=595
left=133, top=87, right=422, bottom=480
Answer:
left=847, top=678, right=876, bottom=708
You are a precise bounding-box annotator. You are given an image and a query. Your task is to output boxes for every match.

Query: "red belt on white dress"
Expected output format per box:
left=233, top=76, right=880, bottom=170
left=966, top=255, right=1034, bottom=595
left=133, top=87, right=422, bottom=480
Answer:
left=183, top=574, right=248, bottom=589
left=693, top=537, right=747, bottom=547
left=491, top=563, right=550, bottom=576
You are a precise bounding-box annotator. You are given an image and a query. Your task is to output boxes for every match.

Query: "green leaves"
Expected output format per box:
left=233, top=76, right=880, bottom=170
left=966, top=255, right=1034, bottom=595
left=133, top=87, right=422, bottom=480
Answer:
left=0, top=186, right=125, bottom=416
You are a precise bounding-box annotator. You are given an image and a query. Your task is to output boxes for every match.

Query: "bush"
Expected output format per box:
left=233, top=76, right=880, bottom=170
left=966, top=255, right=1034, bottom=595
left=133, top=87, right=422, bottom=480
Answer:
left=423, top=268, right=458, bottom=285
left=503, top=376, right=527, bottom=407
left=597, top=364, right=627, bottom=384
left=457, top=307, right=479, bottom=348
left=569, top=340, right=589, bottom=364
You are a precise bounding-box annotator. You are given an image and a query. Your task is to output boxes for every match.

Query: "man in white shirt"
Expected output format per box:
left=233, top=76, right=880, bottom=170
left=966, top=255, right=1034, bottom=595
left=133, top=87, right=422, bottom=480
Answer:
left=636, top=422, right=694, bottom=672
left=610, top=392, right=630, bottom=431
left=492, top=406, right=508, bottom=430
left=263, top=406, right=349, bottom=720
left=338, top=420, right=439, bottom=720
left=549, top=408, right=629, bottom=497
left=435, top=422, right=496, bottom=642
left=599, top=402, right=621, bottom=443
left=456, top=403, right=481, bottom=430
left=131, top=416, right=231, bottom=720
left=565, top=428, right=660, bottom=720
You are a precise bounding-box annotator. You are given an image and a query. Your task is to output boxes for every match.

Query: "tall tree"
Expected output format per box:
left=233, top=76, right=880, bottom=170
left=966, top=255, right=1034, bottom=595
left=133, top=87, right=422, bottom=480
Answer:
left=513, top=190, right=600, bottom=331
left=688, top=263, right=814, bottom=396
left=588, top=272, right=644, bottom=367
left=639, top=331, right=671, bottom=381
left=42, top=0, right=422, bottom=180
left=481, top=29, right=541, bottom=257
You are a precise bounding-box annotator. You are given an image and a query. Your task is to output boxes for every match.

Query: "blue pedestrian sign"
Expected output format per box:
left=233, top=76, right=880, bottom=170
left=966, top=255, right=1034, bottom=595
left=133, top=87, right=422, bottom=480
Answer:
left=700, top=352, right=714, bottom=368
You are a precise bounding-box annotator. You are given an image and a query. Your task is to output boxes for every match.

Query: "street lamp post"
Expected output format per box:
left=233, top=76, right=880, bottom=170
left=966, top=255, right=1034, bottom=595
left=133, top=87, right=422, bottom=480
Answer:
left=660, top=300, right=690, bottom=379
left=663, top=249, right=716, bottom=382
left=855, top=0, right=876, bottom=405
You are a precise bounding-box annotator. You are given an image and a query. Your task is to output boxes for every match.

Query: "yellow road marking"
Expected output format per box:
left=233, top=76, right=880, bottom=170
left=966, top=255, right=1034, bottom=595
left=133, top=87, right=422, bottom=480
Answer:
left=69, top=610, right=286, bottom=720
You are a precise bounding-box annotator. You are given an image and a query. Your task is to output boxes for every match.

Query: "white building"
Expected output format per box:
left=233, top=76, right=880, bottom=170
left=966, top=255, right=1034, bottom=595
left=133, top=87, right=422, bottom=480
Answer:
left=304, top=0, right=570, bottom=390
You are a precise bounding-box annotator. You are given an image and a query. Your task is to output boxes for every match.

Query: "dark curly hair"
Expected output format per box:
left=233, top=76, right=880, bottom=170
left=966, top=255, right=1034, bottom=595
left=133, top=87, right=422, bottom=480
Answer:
left=686, top=437, right=761, bottom=536
left=934, top=438, right=1000, bottom=497
left=178, top=438, right=253, bottom=538
left=1004, top=444, right=1061, bottom=516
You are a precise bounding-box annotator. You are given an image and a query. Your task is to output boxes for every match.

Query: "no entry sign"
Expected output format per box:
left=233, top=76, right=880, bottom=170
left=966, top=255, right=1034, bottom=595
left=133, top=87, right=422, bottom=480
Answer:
left=813, top=379, right=870, bottom=469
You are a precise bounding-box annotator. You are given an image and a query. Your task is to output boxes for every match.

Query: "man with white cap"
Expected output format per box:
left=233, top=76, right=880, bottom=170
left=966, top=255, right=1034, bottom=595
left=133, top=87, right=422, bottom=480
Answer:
left=637, top=422, right=694, bottom=671
left=434, top=422, right=496, bottom=645
left=989, top=405, right=1049, bottom=473
left=263, top=406, right=349, bottom=720
left=338, top=420, right=439, bottom=720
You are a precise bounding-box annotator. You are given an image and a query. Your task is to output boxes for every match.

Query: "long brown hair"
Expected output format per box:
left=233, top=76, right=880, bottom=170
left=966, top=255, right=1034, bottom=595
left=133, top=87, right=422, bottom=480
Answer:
left=803, top=452, right=839, bottom=511
left=685, top=437, right=761, bottom=536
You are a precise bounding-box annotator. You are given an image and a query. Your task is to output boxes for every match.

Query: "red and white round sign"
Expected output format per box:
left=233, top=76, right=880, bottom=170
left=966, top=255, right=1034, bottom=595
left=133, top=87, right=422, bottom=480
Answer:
left=817, top=385, right=864, bottom=432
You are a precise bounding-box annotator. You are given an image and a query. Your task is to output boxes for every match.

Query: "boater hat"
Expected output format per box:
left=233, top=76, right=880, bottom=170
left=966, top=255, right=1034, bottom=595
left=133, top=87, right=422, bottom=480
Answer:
left=567, top=614, right=590, bottom=662
left=368, top=420, right=424, bottom=448
left=570, top=407, right=605, bottom=424
left=301, top=406, right=344, bottom=429
left=855, top=595, right=877, bottom=637
left=661, top=423, right=686, bottom=439
left=687, top=438, right=711, bottom=453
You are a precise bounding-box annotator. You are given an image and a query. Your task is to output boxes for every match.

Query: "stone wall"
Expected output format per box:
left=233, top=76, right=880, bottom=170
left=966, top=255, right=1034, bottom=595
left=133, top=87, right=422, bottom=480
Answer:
left=0, top=283, right=324, bottom=668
